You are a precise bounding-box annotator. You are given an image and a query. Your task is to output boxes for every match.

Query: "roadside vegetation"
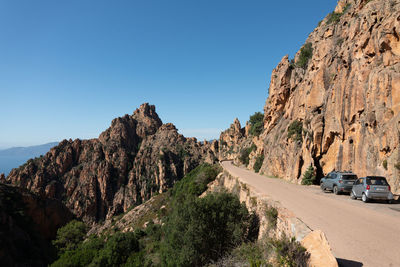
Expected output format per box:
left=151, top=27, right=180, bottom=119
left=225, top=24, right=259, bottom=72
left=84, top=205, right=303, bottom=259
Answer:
left=239, top=143, right=257, bottom=166
left=301, top=165, right=316, bottom=185
left=254, top=154, right=265, bottom=173
left=50, top=163, right=309, bottom=266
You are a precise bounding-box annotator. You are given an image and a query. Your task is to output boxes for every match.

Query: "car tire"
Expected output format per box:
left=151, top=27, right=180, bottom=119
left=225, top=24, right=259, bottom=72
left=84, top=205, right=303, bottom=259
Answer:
left=333, top=186, right=340, bottom=195
left=362, top=193, right=369, bottom=203
left=350, top=191, right=356, bottom=200
left=320, top=183, right=324, bottom=191
left=320, top=184, right=328, bottom=192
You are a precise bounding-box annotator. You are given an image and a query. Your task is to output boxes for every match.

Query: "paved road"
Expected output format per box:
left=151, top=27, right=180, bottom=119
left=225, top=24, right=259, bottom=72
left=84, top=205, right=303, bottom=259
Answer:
left=221, top=161, right=400, bottom=267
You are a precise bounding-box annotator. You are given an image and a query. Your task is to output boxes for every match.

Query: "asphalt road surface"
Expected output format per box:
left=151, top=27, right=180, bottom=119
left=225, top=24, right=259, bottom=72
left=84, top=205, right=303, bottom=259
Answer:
left=221, top=161, right=400, bottom=267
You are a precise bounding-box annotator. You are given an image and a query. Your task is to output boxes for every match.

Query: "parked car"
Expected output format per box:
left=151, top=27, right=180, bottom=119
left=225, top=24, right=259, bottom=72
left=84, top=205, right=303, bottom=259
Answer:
left=351, top=176, right=393, bottom=203
left=320, top=171, right=358, bottom=195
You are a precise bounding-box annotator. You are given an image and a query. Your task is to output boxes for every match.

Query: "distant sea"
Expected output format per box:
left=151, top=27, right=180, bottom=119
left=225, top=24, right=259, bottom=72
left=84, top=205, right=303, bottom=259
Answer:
left=0, top=142, right=59, bottom=176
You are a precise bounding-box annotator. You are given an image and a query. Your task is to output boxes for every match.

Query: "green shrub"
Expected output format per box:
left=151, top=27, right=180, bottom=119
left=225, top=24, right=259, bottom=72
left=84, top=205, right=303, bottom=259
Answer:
left=160, top=192, right=256, bottom=266
left=249, top=112, right=264, bottom=136
left=383, top=160, right=388, bottom=170
left=177, top=144, right=189, bottom=160
left=231, top=242, right=268, bottom=267
left=301, top=165, right=316, bottom=185
left=327, top=4, right=351, bottom=24
left=273, top=236, right=310, bottom=267
left=327, top=12, right=342, bottom=24
left=171, top=163, right=221, bottom=201
left=287, top=120, right=303, bottom=143
left=395, top=162, right=400, bottom=170
left=336, top=38, right=344, bottom=46
left=296, top=43, right=313, bottom=69
left=265, top=205, right=278, bottom=230
left=95, top=232, right=140, bottom=266
left=254, top=154, right=264, bottom=173
left=239, top=144, right=257, bottom=166
left=51, top=232, right=141, bottom=267
left=51, top=235, right=105, bottom=267
left=52, top=220, right=87, bottom=254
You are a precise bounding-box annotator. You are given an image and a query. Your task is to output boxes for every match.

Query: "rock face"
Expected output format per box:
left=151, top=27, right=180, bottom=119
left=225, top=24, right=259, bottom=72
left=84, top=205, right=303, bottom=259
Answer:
left=0, top=183, right=73, bottom=266
left=6, top=103, right=217, bottom=223
left=222, top=0, right=400, bottom=193
left=219, top=118, right=246, bottom=161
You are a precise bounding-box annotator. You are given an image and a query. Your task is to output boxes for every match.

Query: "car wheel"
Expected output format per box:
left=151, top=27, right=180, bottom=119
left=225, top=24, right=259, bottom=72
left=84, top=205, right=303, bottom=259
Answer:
left=350, top=191, right=356, bottom=200
left=387, top=199, right=393, bottom=204
left=320, top=183, right=325, bottom=191
left=333, top=186, right=339, bottom=195
left=362, top=193, right=369, bottom=203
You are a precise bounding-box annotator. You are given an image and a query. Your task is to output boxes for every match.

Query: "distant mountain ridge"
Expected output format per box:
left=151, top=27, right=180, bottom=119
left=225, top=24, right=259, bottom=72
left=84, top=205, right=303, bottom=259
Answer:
left=0, top=142, right=59, bottom=175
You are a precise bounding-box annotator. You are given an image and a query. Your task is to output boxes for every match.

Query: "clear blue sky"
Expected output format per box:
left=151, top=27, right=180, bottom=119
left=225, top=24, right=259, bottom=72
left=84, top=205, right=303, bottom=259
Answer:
left=0, top=0, right=337, bottom=148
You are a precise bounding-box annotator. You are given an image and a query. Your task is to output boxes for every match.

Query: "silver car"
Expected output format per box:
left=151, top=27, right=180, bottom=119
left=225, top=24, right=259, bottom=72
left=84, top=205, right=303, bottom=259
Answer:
left=350, top=176, right=394, bottom=203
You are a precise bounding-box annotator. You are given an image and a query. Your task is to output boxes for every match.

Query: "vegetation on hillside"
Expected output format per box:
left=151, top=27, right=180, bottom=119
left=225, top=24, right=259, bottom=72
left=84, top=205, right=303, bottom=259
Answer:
left=287, top=120, right=303, bottom=143
left=52, top=220, right=87, bottom=254
left=296, top=43, right=313, bottom=69
left=327, top=4, right=351, bottom=24
left=249, top=112, right=264, bottom=136
left=254, top=154, right=264, bottom=173
left=50, top=163, right=309, bottom=266
left=239, top=144, right=257, bottom=166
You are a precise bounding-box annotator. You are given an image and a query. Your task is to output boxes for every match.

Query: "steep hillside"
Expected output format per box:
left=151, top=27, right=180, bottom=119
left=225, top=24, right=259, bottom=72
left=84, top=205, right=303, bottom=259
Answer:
left=6, top=103, right=217, bottom=223
left=0, top=183, right=73, bottom=266
left=220, top=0, right=400, bottom=193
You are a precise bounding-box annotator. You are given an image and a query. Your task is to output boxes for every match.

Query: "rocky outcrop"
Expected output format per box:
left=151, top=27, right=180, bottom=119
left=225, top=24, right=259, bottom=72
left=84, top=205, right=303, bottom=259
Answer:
left=219, top=118, right=247, bottom=161
left=222, top=0, right=400, bottom=192
left=6, top=103, right=217, bottom=223
left=219, top=118, right=265, bottom=171
left=0, top=183, right=73, bottom=266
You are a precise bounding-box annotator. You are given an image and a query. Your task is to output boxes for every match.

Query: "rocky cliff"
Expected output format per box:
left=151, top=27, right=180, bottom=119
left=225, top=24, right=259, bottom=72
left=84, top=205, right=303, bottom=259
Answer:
left=6, top=103, right=217, bottom=223
left=220, top=0, right=400, bottom=193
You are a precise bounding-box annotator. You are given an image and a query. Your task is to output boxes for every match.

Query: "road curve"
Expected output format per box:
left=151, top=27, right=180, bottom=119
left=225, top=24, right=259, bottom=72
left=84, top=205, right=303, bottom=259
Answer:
left=221, top=161, right=400, bottom=267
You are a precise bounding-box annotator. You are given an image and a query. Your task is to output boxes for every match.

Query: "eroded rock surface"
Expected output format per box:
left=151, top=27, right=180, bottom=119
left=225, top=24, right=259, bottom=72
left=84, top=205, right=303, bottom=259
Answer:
left=221, top=0, right=400, bottom=192
left=6, top=103, right=217, bottom=223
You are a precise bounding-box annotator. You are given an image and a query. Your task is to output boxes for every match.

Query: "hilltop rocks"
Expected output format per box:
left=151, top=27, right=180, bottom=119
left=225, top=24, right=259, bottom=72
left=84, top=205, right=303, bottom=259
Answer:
left=7, top=103, right=217, bottom=223
left=219, top=118, right=247, bottom=161
left=0, top=173, right=5, bottom=183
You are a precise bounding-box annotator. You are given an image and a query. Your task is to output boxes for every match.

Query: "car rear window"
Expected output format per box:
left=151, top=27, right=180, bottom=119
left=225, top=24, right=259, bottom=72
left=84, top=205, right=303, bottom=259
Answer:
left=342, top=175, right=357, bottom=180
left=366, top=177, right=388, bottom=186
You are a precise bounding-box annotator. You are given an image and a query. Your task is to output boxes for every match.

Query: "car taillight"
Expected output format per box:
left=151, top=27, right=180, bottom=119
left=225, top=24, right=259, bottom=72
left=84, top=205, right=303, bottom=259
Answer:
left=339, top=180, right=343, bottom=184
left=366, top=185, right=370, bottom=190
left=388, top=185, right=391, bottom=191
